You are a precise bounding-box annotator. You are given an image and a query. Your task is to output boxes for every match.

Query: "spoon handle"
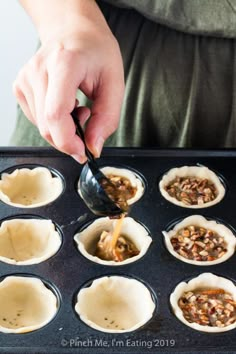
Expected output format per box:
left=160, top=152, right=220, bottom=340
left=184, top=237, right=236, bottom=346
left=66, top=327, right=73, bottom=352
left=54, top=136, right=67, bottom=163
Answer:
left=71, top=109, right=97, bottom=164
left=71, top=109, right=123, bottom=207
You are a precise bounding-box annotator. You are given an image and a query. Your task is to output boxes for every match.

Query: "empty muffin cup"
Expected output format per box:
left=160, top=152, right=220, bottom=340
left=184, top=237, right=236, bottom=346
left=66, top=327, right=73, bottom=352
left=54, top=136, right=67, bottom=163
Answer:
left=75, top=276, right=155, bottom=333
left=0, top=167, right=64, bottom=208
left=0, top=276, right=59, bottom=333
left=163, top=215, right=236, bottom=265
left=159, top=165, right=225, bottom=208
left=0, top=218, right=62, bottom=265
left=170, top=273, right=236, bottom=332
left=74, top=216, right=152, bottom=265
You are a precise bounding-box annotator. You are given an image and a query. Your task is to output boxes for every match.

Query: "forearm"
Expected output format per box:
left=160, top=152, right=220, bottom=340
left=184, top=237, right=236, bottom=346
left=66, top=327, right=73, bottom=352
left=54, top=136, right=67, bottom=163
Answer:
left=19, top=0, right=109, bottom=44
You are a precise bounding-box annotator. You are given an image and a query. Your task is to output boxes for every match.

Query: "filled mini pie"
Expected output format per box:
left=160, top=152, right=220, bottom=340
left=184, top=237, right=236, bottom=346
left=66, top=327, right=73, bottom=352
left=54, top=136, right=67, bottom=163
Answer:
left=75, top=276, right=155, bottom=333
left=0, top=218, right=61, bottom=265
left=0, top=167, right=63, bottom=208
left=0, top=276, right=58, bottom=333
left=170, top=273, right=236, bottom=332
left=74, top=216, right=152, bottom=265
left=163, top=215, right=236, bottom=265
left=159, top=166, right=225, bottom=208
left=100, top=166, right=144, bottom=205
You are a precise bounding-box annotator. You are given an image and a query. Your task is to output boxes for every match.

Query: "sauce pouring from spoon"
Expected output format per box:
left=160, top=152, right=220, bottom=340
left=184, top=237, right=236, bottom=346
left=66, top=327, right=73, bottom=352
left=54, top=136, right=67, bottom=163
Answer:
left=71, top=108, right=131, bottom=256
left=71, top=108, right=125, bottom=217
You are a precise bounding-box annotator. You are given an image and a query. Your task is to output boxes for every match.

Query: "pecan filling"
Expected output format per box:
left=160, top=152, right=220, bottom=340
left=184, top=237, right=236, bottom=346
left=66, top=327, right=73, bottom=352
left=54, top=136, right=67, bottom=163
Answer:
left=165, top=177, right=217, bottom=205
left=170, top=225, right=227, bottom=261
left=100, top=175, right=137, bottom=212
left=95, top=230, right=139, bottom=262
left=178, top=289, right=236, bottom=327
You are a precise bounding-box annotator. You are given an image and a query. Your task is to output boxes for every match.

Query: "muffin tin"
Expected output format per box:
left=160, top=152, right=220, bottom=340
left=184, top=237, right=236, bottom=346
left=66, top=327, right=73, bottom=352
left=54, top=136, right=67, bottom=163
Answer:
left=1, top=147, right=236, bottom=353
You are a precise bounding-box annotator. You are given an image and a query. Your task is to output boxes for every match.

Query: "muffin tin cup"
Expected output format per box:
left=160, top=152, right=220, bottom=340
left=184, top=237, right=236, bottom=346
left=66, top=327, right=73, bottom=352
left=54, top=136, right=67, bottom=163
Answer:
left=99, top=165, right=147, bottom=205
left=74, top=275, right=156, bottom=333
left=159, top=165, right=226, bottom=208
left=170, top=272, right=236, bottom=333
left=0, top=273, right=60, bottom=334
left=1, top=147, right=236, bottom=353
left=76, top=163, right=146, bottom=216
left=0, top=164, right=65, bottom=208
left=0, top=214, right=63, bottom=265
left=162, top=215, right=236, bottom=266
left=73, top=216, right=152, bottom=266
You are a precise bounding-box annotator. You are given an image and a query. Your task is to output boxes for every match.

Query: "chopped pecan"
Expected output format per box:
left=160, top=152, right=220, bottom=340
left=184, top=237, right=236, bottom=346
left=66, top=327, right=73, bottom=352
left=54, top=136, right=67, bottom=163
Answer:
left=165, top=176, right=217, bottom=205
left=178, top=288, right=236, bottom=327
left=101, top=174, right=137, bottom=212
left=170, top=225, right=227, bottom=262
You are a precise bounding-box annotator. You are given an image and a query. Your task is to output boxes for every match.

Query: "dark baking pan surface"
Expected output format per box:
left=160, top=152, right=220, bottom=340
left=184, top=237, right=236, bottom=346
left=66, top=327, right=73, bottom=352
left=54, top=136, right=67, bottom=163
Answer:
left=0, top=147, right=236, bottom=354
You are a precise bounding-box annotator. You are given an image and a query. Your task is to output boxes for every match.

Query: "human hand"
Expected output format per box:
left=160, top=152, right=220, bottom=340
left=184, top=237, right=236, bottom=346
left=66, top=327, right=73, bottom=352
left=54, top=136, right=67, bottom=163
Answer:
left=13, top=4, right=124, bottom=163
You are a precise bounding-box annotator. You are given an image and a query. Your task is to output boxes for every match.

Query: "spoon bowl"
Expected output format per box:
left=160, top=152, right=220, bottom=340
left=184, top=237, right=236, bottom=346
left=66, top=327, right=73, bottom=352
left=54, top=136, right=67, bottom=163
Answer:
left=71, top=109, right=123, bottom=216
left=78, top=162, right=123, bottom=216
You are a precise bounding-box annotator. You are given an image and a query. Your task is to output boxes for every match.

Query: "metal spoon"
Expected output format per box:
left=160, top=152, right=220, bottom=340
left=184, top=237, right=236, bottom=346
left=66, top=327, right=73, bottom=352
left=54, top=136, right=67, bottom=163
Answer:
left=71, top=109, right=123, bottom=217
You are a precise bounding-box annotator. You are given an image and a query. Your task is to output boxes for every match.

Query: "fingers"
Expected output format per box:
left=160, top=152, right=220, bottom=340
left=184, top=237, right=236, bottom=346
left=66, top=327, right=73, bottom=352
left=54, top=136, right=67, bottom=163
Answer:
left=85, top=69, right=125, bottom=157
left=13, top=62, right=57, bottom=148
left=13, top=36, right=125, bottom=164
left=45, top=49, right=87, bottom=162
left=14, top=48, right=88, bottom=163
left=13, top=73, right=36, bottom=126
left=31, top=71, right=56, bottom=147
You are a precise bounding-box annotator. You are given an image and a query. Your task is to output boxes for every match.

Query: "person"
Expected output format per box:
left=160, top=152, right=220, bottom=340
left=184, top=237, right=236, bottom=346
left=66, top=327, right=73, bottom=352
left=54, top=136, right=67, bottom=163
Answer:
left=11, top=0, right=236, bottom=163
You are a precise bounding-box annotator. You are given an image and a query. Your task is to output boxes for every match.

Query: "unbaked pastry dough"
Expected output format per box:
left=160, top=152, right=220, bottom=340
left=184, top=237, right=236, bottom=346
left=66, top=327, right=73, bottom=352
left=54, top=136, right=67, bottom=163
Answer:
left=75, top=276, right=155, bottom=333
left=0, top=167, right=63, bottom=207
left=0, top=219, right=61, bottom=265
left=0, top=276, right=58, bottom=333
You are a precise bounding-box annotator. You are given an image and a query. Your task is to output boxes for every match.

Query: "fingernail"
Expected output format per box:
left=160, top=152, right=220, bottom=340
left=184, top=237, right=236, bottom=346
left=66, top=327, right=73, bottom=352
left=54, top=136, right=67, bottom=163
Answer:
left=94, top=137, right=104, bottom=158
left=72, top=154, right=87, bottom=164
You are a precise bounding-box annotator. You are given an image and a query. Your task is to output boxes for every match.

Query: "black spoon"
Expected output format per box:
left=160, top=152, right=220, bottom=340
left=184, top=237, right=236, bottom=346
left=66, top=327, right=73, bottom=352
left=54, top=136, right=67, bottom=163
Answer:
left=71, top=109, right=123, bottom=217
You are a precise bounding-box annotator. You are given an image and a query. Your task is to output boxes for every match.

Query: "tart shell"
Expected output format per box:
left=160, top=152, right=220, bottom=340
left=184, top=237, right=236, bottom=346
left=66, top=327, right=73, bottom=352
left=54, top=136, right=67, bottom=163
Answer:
left=163, top=215, right=236, bottom=266
left=159, top=166, right=225, bottom=208
left=170, top=273, right=236, bottom=332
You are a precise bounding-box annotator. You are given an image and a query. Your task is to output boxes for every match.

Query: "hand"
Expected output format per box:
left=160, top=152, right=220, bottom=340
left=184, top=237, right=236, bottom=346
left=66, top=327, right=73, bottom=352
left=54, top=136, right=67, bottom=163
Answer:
left=13, top=10, right=124, bottom=163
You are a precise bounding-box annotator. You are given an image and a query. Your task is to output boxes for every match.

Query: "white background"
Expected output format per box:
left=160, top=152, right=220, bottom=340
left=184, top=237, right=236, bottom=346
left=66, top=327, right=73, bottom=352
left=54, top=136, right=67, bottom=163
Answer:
left=0, top=1, right=36, bottom=145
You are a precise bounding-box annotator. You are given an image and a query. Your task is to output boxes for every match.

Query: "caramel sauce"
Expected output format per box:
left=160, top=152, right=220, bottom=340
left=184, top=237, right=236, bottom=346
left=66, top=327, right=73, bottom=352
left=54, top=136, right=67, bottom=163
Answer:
left=96, top=174, right=139, bottom=261
left=111, top=214, right=125, bottom=249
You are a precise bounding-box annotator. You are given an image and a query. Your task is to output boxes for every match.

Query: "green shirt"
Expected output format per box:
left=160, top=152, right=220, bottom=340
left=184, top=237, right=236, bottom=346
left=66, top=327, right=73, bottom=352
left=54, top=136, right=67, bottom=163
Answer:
left=11, top=0, right=236, bottom=148
left=103, top=0, right=236, bottom=37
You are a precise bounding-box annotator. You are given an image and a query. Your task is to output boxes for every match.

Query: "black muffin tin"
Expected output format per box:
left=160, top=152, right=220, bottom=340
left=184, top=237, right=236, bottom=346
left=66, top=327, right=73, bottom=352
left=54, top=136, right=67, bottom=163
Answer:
left=0, top=147, right=236, bottom=354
